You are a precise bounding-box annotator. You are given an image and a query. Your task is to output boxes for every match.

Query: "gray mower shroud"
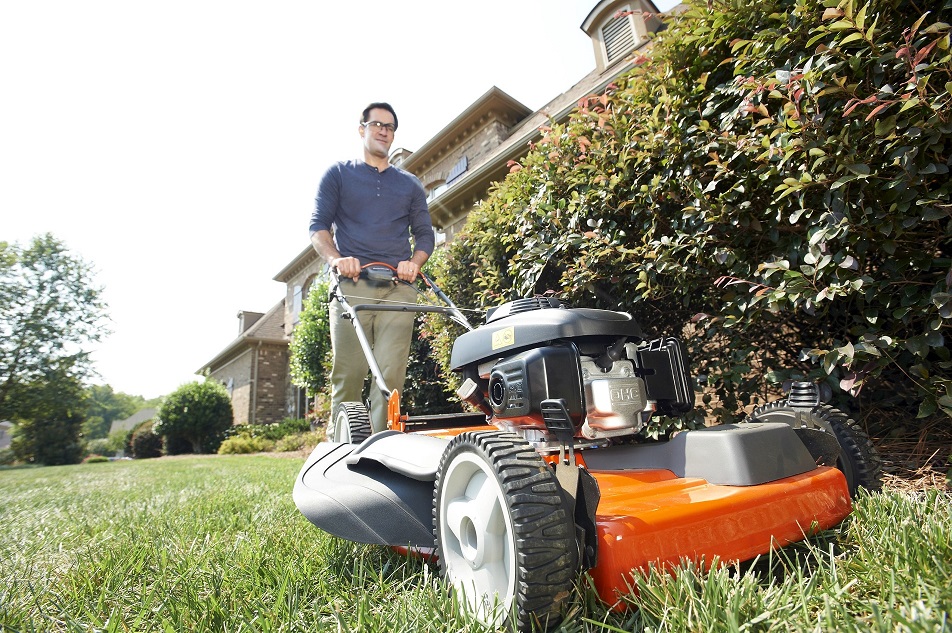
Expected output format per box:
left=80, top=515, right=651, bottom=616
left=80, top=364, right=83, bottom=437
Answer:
left=292, top=422, right=820, bottom=547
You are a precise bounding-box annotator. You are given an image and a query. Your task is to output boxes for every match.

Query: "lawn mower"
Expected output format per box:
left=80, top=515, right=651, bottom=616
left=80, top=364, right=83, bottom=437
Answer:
left=293, top=263, right=881, bottom=631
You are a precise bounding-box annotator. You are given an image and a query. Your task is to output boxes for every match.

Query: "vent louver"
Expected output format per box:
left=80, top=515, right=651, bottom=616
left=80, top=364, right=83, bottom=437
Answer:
left=602, top=11, right=635, bottom=63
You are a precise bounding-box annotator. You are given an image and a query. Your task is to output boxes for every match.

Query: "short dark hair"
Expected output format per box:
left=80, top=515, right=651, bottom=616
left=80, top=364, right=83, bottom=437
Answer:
left=361, top=102, right=398, bottom=131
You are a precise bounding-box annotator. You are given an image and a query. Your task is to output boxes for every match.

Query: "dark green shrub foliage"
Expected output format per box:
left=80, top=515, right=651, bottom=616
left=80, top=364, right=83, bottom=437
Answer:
left=226, top=418, right=311, bottom=442
left=289, top=276, right=332, bottom=398
left=436, top=0, right=951, bottom=430
left=129, top=421, right=163, bottom=459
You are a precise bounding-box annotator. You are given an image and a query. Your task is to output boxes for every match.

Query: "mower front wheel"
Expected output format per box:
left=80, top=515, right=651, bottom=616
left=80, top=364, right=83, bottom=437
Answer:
left=433, top=431, right=578, bottom=632
left=331, top=402, right=371, bottom=444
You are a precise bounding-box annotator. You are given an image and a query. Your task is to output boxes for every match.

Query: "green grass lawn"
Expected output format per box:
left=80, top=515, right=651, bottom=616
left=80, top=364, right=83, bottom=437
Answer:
left=1, top=455, right=949, bottom=632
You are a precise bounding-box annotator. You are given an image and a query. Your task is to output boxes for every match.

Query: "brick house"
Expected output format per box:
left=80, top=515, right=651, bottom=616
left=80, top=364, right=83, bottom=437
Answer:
left=198, top=0, right=667, bottom=425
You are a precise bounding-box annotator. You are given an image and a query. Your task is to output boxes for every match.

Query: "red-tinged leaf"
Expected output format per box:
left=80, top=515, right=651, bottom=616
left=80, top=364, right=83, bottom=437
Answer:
left=840, top=372, right=857, bottom=391
left=822, top=7, right=844, bottom=20
left=896, top=46, right=910, bottom=59
left=913, top=40, right=938, bottom=66
left=583, top=231, right=597, bottom=238
left=865, top=102, right=891, bottom=121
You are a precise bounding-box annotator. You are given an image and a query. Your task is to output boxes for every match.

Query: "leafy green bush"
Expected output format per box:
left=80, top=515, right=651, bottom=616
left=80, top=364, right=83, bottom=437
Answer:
left=289, top=276, right=332, bottom=398
left=226, top=418, right=311, bottom=442
left=129, top=421, right=163, bottom=459
left=83, top=455, right=109, bottom=464
left=85, top=438, right=113, bottom=457
left=155, top=381, right=233, bottom=454
left=435, top=0, right=952, bottom=431
left=0, top=447, right=15, bottom=466
left=274, top=430, right=324, bottom=452
left=217, top=435, right=275, bottom=455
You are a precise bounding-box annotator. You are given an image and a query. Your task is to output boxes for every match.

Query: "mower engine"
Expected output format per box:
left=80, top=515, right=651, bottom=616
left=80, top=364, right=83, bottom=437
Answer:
left=450, top=298, right=694, bottom=443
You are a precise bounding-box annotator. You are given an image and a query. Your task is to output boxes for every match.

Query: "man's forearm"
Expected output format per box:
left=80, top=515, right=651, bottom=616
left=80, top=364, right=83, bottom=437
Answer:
left=410, top=250, right=429, bottom=268
left=311, top=230, right=341, bottom=265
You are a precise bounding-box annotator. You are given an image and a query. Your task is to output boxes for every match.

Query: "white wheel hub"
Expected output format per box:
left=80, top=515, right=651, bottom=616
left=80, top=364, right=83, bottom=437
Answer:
left=332, top=410, right=351, bottom=443
left=438, top=451, right=516, bottom=624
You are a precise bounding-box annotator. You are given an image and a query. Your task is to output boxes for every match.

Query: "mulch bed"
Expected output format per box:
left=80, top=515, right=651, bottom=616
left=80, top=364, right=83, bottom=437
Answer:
left=876, top=424, right=951, bottom=492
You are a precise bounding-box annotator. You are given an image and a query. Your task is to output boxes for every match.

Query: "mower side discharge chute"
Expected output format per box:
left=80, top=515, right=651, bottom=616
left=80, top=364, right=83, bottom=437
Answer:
left=293, top=433, right=448, bottom=547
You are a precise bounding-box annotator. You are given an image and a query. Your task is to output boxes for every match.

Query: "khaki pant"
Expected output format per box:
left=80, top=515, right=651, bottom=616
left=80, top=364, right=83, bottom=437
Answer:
left=327, top=279, right=417, bottom=434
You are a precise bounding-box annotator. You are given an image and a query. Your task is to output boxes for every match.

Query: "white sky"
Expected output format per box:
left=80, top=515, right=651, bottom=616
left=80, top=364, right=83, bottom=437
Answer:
left=2, top=0, right=676, bottom=400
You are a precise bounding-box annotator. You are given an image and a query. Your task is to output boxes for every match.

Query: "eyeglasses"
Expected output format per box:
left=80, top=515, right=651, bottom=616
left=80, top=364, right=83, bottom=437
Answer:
left=362, top=121, right=396, bottom=133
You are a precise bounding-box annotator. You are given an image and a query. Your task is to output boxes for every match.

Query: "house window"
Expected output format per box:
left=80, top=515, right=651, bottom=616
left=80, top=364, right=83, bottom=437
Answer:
left=427, top=181, right=449, bottom=202
left=446, top=156, right=468, bottom=184
left=292, top=285, right=303, bottom=325
left=602, top=8, right=636, bottom=64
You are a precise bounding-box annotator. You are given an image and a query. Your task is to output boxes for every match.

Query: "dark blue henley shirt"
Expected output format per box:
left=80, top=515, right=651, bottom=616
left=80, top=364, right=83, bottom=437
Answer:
left=309, top=159, right=434, bottom=268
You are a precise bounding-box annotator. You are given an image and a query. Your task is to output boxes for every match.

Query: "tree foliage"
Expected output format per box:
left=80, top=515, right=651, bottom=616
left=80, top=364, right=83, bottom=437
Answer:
left=0, top=233, right=109, bottom=421
left=82, top=384, right=148, bottom=439
left=154, top=381, right=233, bottom=454
left=288, top=275, right=332, bottom=398
left=434, top=0, right=952, bottom=430
left=9, top=366, right=86, bottom=465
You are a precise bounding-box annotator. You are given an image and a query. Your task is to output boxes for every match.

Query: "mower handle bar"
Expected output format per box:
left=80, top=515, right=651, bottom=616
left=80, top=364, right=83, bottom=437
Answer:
left=329, top=262, right=474, bottom=400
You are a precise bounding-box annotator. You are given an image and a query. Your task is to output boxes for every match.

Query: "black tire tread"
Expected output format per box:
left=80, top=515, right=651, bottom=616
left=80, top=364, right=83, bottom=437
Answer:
left=748, top=401, right=883, bottom=497
left=335, top=401, right=371, bottom=444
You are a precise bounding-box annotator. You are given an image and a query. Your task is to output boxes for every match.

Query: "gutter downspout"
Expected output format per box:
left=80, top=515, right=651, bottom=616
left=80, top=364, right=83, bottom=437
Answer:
left=252, top=342, right=261, bottom=424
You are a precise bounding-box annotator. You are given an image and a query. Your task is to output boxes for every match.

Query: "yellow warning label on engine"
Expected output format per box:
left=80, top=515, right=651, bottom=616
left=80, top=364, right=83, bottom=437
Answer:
left=492, top=326, right=515, bottom=350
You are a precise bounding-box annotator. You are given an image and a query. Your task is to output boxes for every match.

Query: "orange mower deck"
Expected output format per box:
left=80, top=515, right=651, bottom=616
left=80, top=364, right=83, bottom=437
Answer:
left=586, top=465, right=851, bottom=604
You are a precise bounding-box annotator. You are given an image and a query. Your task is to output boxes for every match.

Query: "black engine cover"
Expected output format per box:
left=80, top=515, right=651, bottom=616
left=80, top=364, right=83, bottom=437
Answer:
left=450, top=304, right=644, bottom=370
left=487, top=345, right=584, bottom=422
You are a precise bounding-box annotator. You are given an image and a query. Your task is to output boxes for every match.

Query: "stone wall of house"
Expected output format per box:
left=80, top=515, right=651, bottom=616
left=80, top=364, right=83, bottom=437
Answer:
left=253, top=343, right=290, bottom=425
left=282, top=256, right=325, bottom=337
left=417, top=118, right=515, bottom=191
left=209, top=350, right=254, bottom=425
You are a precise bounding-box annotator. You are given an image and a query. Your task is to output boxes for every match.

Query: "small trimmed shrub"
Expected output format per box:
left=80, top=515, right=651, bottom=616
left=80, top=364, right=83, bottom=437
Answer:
left=85, top=438, right=113, bottom=457
left=83, top=455, right=109, bottom=464
left=217, top=436, right=275, bottom=455
left=155, top=381, right=233, bottom=454
left=129, top=421, right=163, bottom=459
left=274, top=431, right=324, bottom=452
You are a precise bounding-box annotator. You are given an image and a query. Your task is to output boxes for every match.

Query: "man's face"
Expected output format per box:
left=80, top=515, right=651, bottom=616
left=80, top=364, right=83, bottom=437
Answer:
left=359, top=108, right=396, bottom=159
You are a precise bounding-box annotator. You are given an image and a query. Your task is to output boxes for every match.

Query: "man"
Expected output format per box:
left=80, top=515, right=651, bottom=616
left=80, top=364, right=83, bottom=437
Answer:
left=309, top=102, right=434, bottom=435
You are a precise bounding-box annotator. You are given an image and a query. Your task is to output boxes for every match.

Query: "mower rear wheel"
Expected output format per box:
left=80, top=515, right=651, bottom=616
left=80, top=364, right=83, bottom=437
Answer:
left=747, top=401, right=882, bottom=497
left=433, top=431, right=577, bottom=632
left=331, top=402, right=371, bottom=444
